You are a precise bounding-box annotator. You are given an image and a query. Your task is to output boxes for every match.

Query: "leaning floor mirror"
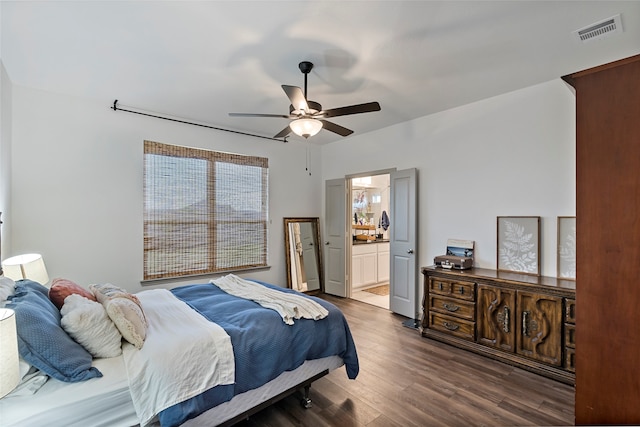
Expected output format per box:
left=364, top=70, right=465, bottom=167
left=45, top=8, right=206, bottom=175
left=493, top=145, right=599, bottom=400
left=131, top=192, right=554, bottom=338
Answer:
left=283, top=217, right=323, bottom=294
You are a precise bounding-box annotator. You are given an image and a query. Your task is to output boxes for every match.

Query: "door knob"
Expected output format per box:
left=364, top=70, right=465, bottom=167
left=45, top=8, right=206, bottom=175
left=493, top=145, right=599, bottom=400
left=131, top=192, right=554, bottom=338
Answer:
left=407, top=249, right=414, bottom=254
left=325, top=242, right=330, bottom=245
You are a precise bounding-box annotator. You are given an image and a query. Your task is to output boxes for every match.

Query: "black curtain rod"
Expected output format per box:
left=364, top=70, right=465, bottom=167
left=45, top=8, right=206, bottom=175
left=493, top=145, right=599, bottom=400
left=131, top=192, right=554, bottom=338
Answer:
left=111, top=100, right=288, bottom=143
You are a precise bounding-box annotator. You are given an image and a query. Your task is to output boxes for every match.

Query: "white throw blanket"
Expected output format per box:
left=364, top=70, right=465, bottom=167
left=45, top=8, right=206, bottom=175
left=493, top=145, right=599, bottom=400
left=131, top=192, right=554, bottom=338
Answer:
left=122, top=289, right=235, bottom=427
left=211, top=274, right=329, bottom=325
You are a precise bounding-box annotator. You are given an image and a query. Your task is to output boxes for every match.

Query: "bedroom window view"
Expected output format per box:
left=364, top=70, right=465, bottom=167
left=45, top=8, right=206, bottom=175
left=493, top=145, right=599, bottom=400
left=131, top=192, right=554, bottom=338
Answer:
left=143, top=140, right=268, bottom=280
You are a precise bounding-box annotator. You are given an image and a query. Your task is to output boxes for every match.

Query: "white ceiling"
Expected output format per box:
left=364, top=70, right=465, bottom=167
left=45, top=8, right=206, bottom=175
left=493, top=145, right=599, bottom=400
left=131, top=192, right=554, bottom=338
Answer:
left=2, top=1, right=639, bottom=145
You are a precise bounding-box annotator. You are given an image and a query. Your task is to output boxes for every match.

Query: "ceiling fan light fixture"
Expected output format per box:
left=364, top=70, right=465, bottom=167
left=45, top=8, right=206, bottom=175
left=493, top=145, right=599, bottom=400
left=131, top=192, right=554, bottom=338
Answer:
left=229, top=61, right=379, bottom=139
left=290, top=118, right=323, bottom=138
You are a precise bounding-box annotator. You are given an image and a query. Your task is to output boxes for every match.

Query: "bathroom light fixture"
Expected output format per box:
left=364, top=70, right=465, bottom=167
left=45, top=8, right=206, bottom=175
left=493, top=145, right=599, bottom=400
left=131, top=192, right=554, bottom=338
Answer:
left=2, top=253, right=50, bottom=286
left=289, top=118, right=323, bottom=139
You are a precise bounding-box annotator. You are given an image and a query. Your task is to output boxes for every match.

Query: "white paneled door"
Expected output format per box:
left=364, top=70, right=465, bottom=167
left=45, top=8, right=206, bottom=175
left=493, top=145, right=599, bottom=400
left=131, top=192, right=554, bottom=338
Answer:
left=324, top=178, right=347, bottom=297
left=389, top=168, right=418, bottom=319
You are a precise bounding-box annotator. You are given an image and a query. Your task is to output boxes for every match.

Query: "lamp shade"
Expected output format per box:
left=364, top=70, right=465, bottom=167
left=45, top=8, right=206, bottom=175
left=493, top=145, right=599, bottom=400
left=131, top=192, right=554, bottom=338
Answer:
left=2, top=253, right=49, bottom=286
left=0, top=308, right=20, bottom=398
left=289, top=118, right=323, bottom=139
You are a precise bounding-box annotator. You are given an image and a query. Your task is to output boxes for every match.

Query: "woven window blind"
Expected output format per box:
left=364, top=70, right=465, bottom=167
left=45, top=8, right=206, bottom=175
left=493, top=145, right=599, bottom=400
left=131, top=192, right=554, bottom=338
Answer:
left=143, top=140, right=268, bottom=280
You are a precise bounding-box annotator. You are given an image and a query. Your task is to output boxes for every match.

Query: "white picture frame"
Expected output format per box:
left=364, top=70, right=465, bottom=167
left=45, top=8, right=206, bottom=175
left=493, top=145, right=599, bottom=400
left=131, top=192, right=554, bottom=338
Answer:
left=497, top=216, right=541, bottom=276
left=557, top=216, right=576, bottom=280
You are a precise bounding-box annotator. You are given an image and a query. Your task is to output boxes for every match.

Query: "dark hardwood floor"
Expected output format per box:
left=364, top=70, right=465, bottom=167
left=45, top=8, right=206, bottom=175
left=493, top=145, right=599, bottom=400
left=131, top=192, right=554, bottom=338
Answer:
left=237, top=295, right=575, bottom=427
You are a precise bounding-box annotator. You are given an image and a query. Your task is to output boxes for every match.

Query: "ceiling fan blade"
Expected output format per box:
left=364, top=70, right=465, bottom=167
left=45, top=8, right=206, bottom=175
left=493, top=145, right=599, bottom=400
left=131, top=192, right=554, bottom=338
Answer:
left=274, top=126, right=291, bottom=139
left=320, top=120, right=353, bottom=137
left=282, top=85, right=309, bottom=113
left=318, top=102, right=381, bottom=118
left=229, top=112, right=292, bottom=118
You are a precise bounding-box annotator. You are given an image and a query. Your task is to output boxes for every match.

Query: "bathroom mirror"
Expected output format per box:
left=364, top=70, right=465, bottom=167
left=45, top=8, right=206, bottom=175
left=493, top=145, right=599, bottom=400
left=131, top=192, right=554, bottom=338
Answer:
left=283, top=217, right=323, bottom=294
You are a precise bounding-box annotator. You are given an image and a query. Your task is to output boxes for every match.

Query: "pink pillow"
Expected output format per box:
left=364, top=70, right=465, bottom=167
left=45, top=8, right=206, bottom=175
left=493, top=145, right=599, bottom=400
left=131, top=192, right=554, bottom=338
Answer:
left=48, top=278, right=97, bottom=309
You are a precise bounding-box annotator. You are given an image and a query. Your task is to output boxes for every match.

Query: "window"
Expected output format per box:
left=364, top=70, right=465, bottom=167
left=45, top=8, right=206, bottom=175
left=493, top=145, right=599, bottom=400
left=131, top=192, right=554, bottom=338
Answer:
left=143, top=140, right=268, bottom=280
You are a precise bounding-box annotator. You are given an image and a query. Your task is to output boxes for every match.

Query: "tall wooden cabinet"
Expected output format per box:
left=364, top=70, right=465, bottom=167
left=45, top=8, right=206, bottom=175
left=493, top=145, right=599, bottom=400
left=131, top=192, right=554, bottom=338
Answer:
left=422, top=266, right=575, bottom=385
left=563, top=54, right=640, bottom=424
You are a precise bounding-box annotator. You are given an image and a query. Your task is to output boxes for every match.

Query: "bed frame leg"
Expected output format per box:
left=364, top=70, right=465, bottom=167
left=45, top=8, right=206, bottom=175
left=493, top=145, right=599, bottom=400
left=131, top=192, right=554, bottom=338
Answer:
left=300, top=385, right=313, bottom=409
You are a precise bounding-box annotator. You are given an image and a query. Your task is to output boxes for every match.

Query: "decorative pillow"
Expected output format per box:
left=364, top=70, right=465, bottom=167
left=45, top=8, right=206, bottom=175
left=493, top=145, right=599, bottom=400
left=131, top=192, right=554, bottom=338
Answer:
left=0, top=276, right=16, bottom=307
left=89, top=283, right=147, bottom=349
left=60, top=294, right=123, bottom=358
left=49, top=278, right=97, bottom=310
left=5, top=280, right=102, bottom=382
left=89, top=283, right=142, bottom=306
left=104, top=298, right=147, bottom=349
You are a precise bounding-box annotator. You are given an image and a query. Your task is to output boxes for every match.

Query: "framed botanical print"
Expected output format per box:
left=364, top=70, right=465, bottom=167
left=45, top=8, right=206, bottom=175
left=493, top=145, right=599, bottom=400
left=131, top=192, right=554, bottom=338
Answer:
left=557, top=216, right=576, bottom=280
left=497, top=216, right=541, bottom=276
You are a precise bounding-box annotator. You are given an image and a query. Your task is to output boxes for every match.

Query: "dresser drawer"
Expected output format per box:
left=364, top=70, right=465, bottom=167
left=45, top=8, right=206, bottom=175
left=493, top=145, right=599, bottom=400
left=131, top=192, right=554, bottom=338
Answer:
left=429, top=312, right=475, bottom=341
left=564, top=298, right=576, bottom=324
left=429, top=295, right=475, bottom=321
left=429, top=278, right=476, bottom=301
left=565, top=347, right=576, bottom=372
left=565, top=323, right=576, bottom=348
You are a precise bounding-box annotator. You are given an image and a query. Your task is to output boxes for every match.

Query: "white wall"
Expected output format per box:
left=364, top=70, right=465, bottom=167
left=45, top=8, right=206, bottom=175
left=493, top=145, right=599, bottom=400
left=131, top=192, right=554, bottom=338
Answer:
left=322, top=79, right=576, bottom=278
left=7, top=78, right=576, bottom=295
left=8, top=85, right=322, bottom=293
left=0, top=61, right=12, bottom=260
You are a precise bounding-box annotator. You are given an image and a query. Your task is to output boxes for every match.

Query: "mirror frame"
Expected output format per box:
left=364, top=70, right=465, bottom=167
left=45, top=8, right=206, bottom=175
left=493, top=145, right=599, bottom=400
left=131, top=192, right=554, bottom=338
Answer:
left=283, top=217, right=324, bottom=294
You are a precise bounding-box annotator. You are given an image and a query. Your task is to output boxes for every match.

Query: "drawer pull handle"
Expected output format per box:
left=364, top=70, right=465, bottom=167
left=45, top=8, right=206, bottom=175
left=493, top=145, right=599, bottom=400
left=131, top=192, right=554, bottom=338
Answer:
left=497, top=305, right=510, bottom=333
left=443, top=321, right=459, bottom=331
left=503, top=306, right=510, bottom=333
left=438, top=282, right=443, bottom=291
left=522, top=311, right=530, bottom=337
left=459, top=287, right=465, bottom=295
left=566, top=304, right=573, bottom=319
left=443, top=302, right=460, bottom=312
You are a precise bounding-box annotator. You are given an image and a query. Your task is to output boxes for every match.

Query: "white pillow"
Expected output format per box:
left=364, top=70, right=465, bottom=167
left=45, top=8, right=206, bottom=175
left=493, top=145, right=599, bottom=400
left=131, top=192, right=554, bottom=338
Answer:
left=60, top=294, right=123, bottom=358
left=0, top=276, right=16, bottom=307
left=89, top=283, right=148, bottom=349
left=104, top=298, right=147, bottom=349
left=90, top=283, right=143, bottom=307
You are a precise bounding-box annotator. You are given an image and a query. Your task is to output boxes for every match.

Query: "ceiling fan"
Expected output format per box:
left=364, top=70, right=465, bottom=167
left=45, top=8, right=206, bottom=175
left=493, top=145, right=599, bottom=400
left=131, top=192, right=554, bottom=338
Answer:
left=229, top=61, right=381, bottom=139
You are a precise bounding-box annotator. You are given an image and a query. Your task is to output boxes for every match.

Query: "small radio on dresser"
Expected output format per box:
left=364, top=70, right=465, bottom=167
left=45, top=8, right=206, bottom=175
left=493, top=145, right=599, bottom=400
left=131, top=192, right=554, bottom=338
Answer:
left=434, top=239, right=474, bottom=270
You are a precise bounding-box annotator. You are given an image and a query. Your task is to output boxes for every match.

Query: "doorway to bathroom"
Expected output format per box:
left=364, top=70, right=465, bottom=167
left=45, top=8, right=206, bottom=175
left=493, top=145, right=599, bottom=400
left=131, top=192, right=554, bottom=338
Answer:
left=349, top=173, right=390, bottom=310
left=324, top=168, right=417, bottom=320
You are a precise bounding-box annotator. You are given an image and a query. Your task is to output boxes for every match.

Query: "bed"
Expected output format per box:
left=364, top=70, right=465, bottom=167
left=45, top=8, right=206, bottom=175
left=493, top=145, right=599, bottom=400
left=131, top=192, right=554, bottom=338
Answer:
left=0, top=252, right=359, bottom=427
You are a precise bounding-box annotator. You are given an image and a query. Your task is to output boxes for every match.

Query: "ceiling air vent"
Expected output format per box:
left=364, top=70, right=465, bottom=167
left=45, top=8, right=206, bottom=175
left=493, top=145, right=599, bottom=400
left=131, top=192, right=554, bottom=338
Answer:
left=573, top=14, right=623, bottom=43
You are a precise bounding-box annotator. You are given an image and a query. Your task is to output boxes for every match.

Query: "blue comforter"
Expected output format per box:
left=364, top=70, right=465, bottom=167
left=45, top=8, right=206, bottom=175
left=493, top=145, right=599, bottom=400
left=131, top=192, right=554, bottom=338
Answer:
left=158, top=281, right=359, bottom=426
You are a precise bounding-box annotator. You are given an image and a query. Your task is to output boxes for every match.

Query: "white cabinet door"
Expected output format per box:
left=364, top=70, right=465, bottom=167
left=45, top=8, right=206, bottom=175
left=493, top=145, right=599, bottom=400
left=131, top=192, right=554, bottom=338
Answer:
left=351, top=253, right=377, bottom=288
left=361, top=253, right=377, bottom=285
left=351, top=255, right=363, bottom=288
left=352, top=244, right=378, bottom=288
left=377, top=243, right=390, bottom=282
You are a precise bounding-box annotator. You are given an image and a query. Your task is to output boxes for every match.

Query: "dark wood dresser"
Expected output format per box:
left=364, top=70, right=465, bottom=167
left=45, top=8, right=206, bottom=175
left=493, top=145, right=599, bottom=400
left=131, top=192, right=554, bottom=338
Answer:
left=421, top=266, right=576, bottom=385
